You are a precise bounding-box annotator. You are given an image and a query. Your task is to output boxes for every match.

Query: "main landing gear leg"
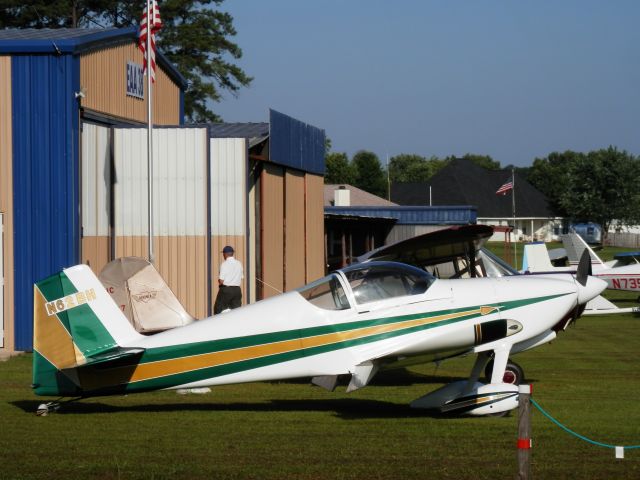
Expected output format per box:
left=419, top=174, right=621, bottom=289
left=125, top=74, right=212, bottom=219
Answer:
left=463, top=351, right=491, bottom=395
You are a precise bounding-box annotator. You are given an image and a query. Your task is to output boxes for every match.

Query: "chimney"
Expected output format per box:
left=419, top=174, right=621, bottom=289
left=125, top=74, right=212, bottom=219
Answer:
left=334, top=186, right=351, bottom=206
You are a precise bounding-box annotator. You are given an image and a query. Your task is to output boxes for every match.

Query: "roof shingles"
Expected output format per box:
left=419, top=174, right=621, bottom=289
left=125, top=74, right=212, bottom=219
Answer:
left=391, top=158, right=553, bottom=217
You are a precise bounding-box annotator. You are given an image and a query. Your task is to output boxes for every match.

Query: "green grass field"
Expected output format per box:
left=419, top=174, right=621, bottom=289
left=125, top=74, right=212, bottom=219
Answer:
left=1, top=244, right=639, bottom=479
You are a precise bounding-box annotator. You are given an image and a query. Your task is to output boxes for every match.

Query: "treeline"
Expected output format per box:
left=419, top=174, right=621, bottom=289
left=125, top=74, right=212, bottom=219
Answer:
left=325, top=150, right=508, bottom=198
left=325, top=146, right=640, bottom=233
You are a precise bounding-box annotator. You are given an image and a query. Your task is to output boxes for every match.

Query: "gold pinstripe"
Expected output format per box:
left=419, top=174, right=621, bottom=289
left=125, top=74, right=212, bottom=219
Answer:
left=123, top=306, right=491, bottom=384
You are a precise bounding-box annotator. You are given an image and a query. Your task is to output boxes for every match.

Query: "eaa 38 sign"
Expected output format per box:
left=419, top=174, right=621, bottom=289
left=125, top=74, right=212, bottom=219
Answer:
left=126, top=61, right=144, bottom=99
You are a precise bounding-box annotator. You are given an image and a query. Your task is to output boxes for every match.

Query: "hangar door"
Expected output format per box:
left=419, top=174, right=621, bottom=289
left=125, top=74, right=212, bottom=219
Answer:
left=81, top=125, right=209, bottom=319
left=81, top=122, right=112, bottom=274
left=112, top=127, right=209, bottom=319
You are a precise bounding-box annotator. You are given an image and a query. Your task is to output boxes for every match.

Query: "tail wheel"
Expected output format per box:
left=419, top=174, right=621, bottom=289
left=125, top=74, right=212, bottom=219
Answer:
left=484, top=359, right=525, bottom=385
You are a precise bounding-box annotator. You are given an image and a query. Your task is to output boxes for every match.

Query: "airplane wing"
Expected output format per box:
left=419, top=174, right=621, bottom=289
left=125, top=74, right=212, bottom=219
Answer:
left=357, top=225, right=494, bottom=272
left=582, top=294, right=640, bottom=316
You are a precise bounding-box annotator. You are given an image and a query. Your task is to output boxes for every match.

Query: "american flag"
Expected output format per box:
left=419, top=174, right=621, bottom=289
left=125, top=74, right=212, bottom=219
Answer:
left=138, top=0, right=162, bottom=83
left=496, top=180, right=513, bottom=195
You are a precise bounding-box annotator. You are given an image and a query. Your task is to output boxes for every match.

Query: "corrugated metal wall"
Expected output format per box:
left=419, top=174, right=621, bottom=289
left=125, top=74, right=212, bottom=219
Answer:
left=0, top=56, right=14, bottom=350
left=81, top=122, right=112, bottom=273
left=284, top=170, right=306, bottom=290
left=112, top=127, right=208, bottom=318
left=305, top=174, right=326, bottom=282
left=80, top=43, right=180, bottom=124
left=12, top=54, right=81, bottom=350
left=210, top=138, right=247, bottom=305
left=270, top=109, right=325, bottom=175
left=261, top=164, right=284, bottom=297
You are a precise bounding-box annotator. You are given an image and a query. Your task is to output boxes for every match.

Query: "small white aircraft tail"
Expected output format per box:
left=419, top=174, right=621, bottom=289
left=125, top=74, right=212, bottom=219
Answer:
left=561, top=233, right=606, bottom=268
left=521, top=243, right=555, bottom=272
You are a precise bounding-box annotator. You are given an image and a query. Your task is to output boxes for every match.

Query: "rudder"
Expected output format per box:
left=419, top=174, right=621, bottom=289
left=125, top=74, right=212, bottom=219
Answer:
left=33, top=265, right=142, bottom=396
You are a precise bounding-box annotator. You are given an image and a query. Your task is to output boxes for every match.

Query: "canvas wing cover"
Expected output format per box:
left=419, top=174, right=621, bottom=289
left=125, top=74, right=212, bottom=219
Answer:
left=99, top=257, right=195, bottom=333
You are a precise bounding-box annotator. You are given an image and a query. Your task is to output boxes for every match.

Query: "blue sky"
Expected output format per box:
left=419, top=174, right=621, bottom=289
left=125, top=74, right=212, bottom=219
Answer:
left=213, top=1, right=639, bottom=167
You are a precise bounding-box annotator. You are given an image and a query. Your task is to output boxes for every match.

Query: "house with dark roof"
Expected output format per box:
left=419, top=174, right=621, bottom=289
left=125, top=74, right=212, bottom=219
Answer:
left=391, top=158, right=563, bottom=242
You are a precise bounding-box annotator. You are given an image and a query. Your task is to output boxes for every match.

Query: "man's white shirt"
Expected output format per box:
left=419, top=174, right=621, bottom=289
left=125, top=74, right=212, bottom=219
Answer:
left=219, top=256, right=243, bottom=286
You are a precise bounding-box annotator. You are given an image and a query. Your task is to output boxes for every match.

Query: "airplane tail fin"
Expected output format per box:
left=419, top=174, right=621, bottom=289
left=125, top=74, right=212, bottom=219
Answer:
left=522, top=242, right=554, bottom=272
left=562, top=232, right=605, bottom=267
left=33, top=264, right=143, bottom=396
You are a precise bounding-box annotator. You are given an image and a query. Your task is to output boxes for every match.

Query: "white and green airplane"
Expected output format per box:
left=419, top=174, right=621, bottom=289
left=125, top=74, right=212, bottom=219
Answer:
left=33, top=250, right=605, bottom=416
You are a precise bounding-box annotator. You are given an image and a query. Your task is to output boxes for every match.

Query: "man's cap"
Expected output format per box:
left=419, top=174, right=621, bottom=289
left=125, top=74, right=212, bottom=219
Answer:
left=222, top=245, right=234, bottom=254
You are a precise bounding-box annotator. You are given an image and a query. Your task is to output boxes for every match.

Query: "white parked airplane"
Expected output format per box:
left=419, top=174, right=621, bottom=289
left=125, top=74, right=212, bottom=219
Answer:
left=522, top=233, right=640, bottom=315
left=33, top=250, right=604, bottom=416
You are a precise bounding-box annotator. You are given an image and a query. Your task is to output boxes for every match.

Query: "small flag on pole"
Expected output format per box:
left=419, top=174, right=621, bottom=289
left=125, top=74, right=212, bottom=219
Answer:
left=138, top=0, right=162, bottom=82
left=496, top=180, right=513, bottom=195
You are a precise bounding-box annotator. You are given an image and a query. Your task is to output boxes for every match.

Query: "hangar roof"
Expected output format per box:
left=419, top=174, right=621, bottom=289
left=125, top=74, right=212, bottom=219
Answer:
left=208, top=122, right=270, bottom=138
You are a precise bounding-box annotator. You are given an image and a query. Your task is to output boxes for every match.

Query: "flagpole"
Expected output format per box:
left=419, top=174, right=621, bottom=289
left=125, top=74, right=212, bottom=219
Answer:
left=146, top=0, right=154, bottom=264
left=512, top=167, right=516, bottom=269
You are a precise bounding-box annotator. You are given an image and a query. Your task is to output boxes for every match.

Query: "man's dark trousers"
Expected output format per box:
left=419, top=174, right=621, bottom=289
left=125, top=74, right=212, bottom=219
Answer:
left=214, top=286, right=242, bottom=314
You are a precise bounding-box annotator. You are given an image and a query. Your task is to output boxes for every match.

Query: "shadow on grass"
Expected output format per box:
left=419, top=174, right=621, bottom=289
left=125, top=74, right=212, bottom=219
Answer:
left=11, top=397, right=467, bottom=420
left=272, top=368, right=471, bottom=388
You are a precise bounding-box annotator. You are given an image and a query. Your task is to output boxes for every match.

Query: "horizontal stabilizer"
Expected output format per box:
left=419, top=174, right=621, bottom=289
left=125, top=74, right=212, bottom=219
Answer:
left=583, top=295, right=640, bottom=316
left=79, top=347, right=145, bottom=368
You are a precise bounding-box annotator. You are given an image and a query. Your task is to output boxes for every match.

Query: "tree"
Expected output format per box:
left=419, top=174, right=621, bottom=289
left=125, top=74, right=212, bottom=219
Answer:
left=0, top=0, right=252, bottom=122
left=528, top=150, right=585, bottom=216
left=389, top=154, right=446, bottom=183
left=529, top=147, right=640, bottom=237
left=444, top=153, right=501, bottom=170
left=324, top=152, right=355, bottom=185
left=352, top=150, right=387, bottom=198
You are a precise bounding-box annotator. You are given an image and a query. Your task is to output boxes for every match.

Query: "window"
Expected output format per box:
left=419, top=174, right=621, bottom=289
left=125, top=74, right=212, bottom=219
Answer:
left=298, top=274, right=351, bottom=310
left=342, top=263, right=434, bottom=305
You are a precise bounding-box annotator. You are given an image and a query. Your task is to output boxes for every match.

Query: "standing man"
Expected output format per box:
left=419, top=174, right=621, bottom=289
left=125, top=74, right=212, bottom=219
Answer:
left=214, top=245, right=243, bottom=314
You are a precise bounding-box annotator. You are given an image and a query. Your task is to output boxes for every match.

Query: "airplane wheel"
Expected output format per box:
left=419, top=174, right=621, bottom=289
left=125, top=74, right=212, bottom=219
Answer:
left=484, top=360, right=525, bottom=385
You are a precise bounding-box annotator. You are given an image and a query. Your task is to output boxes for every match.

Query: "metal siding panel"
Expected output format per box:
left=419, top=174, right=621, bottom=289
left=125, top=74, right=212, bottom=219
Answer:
left=114, top=128, right=148, bottom=236
left=80, top=42, right=180, bottom=125
left=285, top=170, right=306, bottom=290
left=261, top=164, right=284, bottom=297
left=269, top=109, right=325, bottom=175
left=0, top=55, right=15, bottom=350
left=12, top=54, right=80, bottom=351
left=153, top=129, right=207, bottom=236
left=210, top=138, right=246, bottom=236
left=81, top=123, right=111, bottom=237
left=305, top=174, right=325, bottom=282
left=324, top=206, right=477, bottom=225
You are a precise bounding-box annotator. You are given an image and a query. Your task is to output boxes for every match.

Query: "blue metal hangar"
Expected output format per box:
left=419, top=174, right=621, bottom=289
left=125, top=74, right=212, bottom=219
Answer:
left=0, top=28, right=326, bottom=353
left=0, top=27, right=186, bottom=353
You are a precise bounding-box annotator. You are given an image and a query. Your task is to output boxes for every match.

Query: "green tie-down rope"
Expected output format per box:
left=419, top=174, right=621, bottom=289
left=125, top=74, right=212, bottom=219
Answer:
left=530, top=398, right=640, bottom=451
